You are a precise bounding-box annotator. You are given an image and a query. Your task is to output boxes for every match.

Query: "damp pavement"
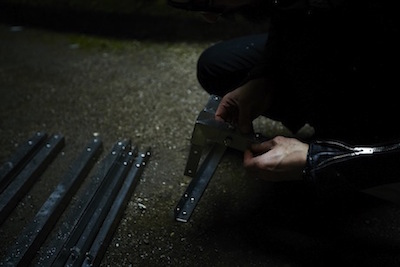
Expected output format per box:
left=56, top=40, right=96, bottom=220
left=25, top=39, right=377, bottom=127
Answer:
left=1, top=6, right=400, bottom=267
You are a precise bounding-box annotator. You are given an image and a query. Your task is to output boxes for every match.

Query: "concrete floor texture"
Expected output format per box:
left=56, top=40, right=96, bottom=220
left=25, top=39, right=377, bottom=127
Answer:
left=1, top=3, right=400, bottom=267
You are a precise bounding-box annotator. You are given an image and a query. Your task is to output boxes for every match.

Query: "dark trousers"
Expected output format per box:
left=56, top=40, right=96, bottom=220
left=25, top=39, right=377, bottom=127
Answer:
left=197, top=34, right=269, bottom=96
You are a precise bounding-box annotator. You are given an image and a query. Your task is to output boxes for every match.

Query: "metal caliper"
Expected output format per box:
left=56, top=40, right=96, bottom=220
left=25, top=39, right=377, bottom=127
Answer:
left=174, top=95, right=266, bottom=222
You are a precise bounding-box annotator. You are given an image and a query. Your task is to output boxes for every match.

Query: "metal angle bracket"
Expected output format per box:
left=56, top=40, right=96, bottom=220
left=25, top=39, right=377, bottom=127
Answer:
left=184, top=95, right=266, bottom=177
left=83, top=148, right=151, bottom=267
left=64, top=143, right=136, bottom=266
left=175, top=144, right=226, bottom=223
left=175, top=95, right=268, bottom=223
left=38, top=140, right=130, bottom=267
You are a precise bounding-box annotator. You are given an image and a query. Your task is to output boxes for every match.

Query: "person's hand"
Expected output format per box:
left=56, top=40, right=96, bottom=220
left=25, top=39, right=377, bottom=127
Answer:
left=215, top=78, right=272, bottom=133
left=243, top=136, right=309, bottom=181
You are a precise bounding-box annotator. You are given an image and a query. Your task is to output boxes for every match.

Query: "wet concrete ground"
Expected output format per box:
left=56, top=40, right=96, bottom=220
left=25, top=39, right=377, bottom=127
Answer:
left=1, top=6, right=400, bottom=267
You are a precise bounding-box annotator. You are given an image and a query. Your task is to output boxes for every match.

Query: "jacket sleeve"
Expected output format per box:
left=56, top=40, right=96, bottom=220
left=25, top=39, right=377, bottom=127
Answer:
left=304, top=140, right=400, bottom=194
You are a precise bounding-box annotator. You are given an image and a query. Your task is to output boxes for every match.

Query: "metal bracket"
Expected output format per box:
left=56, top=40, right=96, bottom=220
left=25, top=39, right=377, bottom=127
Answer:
left=184, top=95, right=266, bottom=177
left=175, top=144, right=226, bottom=223
left=175, top=95, right=267, bottom=223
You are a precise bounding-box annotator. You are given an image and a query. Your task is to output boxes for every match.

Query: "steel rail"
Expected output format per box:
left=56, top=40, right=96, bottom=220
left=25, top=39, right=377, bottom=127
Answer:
left=0, top=134, right=65, bottom=226
left=2, top=138, right=103, bottom=267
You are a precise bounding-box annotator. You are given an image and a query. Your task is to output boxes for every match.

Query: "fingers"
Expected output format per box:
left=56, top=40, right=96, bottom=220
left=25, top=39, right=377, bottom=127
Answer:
left=243, top=148, right=266, bottom=170
left=243, top=149, right=257, bottom=169
left=243, top=148, right=283, bottom=183
left=215, top=102, right=233, bottom=123
left=214, top=93, right=254, bottom=134
left=243, top=138, right=279, bottom=171
left=244, top=137, right=309, bottom=182
left=249, top=139, right=274, bottom=153
left=215, top=94, right=236, bottom=122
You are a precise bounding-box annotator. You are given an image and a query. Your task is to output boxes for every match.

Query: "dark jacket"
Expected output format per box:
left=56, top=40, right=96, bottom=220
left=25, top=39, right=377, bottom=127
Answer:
left=265, top=0, right=400, bottom=191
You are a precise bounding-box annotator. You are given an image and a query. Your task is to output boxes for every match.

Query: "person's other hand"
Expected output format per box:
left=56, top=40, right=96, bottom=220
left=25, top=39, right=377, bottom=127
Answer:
left=215, top=78, right=271, bottom=134
left=243, top=136, right=309, bottom=181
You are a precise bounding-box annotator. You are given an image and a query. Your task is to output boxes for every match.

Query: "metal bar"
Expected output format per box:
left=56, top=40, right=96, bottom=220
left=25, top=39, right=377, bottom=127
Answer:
left=83, top=149, right=151, bottom=267
left=51, top=141, right=134, bottom=266
left=194, top=122, right=267, bottom=152
left=0, top=134, right=65, bottom=226
left=175, top=144, right=226, bottom=223
left=182, top=96, right=217, bottom=178
left=36, top=140, right=129, bottom=267
left=203, top=94, right=221, bottom=112
left=0, top=131, right=48, bottom=193
left=64, top=147, right=136, bottom=266
left=184, top=144, right=203, bottom=177
left=2, top=138, right=103, bottom=267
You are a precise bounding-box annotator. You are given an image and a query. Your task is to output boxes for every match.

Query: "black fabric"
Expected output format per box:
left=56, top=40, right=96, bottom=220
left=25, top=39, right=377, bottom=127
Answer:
left=306, top=140, right=400, bottom=193
left=197, top=34, right=269, bottom=96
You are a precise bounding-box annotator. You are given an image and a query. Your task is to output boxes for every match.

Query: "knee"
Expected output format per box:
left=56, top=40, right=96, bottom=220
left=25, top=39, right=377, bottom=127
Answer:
left=197, top=44, right=232, bottom=95
left=196, top=46, right=217, bottom=92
